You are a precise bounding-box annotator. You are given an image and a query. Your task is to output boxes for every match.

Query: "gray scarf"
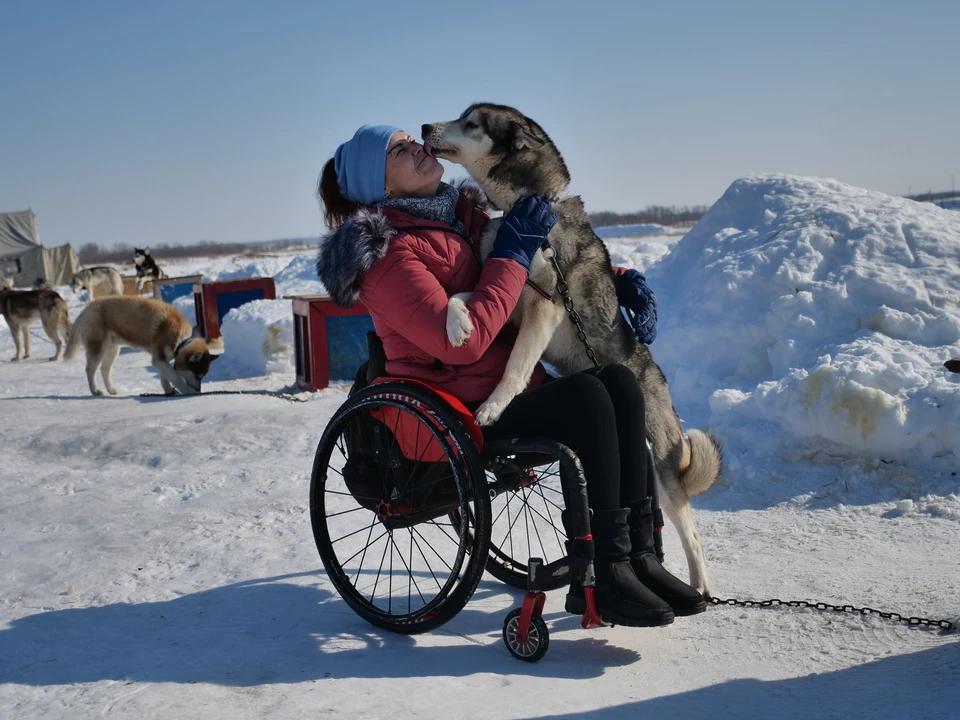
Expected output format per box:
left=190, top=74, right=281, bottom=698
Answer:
left=375, top=182, right=464, bottom=234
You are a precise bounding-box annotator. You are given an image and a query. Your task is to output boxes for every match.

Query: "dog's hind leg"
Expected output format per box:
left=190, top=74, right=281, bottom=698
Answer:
left=85, top=340, right=105, bottom=395
left=9, top=323, right=23, bottom=361
left=657, top=474, right=711, bottom=598
left=21, top=325, right=31, bottom=360
left=474, top=296, right=565, bottom=426
left=41, top=312, right=63, bottom=360
left=100, top=342, right=121, bottom=395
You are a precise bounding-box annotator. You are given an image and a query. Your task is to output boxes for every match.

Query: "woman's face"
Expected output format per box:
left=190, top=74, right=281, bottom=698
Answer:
left=384, top=130, right=443, bottom=199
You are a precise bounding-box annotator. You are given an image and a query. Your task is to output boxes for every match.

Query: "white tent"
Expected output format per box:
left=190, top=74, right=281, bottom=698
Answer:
left=0, top=209, right=80, bottom=287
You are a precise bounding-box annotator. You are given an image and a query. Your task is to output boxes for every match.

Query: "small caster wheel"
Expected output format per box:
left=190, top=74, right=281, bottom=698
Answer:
left=502, top=607, right=549, bottom=662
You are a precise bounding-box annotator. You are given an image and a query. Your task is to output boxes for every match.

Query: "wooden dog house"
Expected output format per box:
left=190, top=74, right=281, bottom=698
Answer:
left=288, top=294, right=374, bottom=391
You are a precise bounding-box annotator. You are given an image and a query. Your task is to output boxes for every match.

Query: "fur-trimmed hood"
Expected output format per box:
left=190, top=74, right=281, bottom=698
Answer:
left=315, top=179, right=488, bottom=307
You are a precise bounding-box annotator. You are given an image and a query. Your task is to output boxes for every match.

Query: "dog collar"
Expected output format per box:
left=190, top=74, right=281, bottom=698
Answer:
left=174, top=337, right=192, bottom=356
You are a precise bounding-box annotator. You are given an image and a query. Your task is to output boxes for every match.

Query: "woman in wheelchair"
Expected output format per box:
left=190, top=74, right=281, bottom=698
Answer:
left=316, top=124, right=705, bottom=628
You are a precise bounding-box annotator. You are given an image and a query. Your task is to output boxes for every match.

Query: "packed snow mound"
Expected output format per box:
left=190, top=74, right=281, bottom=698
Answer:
left=646, top=174, right=960, bottom=459
left=213, top=299, right=295, bottom=380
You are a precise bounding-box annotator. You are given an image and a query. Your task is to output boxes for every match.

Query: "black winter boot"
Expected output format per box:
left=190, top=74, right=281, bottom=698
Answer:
left=566, top=508, right=674, bottom=627
left=560, top=511, right=587, bottom=615
left=628, top=497, right=706, bottom=616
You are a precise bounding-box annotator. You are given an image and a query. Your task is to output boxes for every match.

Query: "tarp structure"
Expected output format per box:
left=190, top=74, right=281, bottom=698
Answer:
left=0, top=210, right=80, bottom=287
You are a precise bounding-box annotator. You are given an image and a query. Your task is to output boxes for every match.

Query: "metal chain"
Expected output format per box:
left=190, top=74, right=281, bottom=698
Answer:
left=139, top=389, right=306, bottom=403
left=543, top=239, right=600, bottom=368
left=709, top=596, right=954, bottom=630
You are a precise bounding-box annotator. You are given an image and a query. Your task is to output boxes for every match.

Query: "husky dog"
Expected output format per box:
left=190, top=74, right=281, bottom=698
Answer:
left=133, top=248, right=166, bottom=291
left=71, top=266, right=124, bottom=301
left=65, top=296, right=222, bottom=396
left=0, top=288, right=72, bottom=361
left=422, top=103, right=723, bottom=596
left=33, top=278, right=53, bottom=290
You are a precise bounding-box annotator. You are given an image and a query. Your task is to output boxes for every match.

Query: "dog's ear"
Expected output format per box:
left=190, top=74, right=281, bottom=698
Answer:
left=513, top=122, right=545, bottom=151
left=206, top=336, right=225, bottom=356
left=144, top=248, right=151, bottom=255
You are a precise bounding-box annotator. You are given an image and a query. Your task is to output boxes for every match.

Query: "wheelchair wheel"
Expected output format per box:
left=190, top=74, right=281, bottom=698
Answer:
left=502, top=608, right=549, bottom=662
left=485, top=458, right=570, bottom=591
left=310, top=383, right=491, bottom=635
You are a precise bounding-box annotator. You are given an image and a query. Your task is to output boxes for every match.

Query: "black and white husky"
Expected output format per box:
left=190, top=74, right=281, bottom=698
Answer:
left=422, top=104, right=723, bottom=596
left=70, top=266, right=124, bottom=302
left=133, top=247, right=166, bottom=291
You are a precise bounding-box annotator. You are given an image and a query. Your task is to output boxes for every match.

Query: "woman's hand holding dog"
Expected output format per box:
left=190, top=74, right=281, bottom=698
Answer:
left=618, top=269, right=658, bottom=345
left=488, top=196, right=559, bottom=272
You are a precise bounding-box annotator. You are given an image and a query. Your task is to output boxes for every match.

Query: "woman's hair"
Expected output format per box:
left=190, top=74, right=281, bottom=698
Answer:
left=318, top=158, right=362, bottom=229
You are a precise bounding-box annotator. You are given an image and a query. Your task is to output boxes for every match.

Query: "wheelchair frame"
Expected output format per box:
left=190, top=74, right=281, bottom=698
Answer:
left=310, top=378, right=662, bottom=662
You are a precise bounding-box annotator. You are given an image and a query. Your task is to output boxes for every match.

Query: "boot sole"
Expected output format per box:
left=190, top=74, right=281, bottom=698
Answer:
left=672, top=599, right=708, bottom=616
left=565, top=596, right=675, bottom=628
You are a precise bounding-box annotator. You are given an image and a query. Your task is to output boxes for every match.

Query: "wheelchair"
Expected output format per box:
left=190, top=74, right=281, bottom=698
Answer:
left=309, top=374, right=664, bottom=662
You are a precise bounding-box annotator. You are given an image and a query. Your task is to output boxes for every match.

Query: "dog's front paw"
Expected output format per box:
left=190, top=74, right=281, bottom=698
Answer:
left=445, top=296, right=474, bottom=347
left=474, top=398, right=509, bottom=426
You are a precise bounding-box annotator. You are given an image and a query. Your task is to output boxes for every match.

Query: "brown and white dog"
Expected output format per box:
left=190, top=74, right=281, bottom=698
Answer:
left=0, top=288, right=72, bottom=361
left=64, top=296, right=222, bottom=396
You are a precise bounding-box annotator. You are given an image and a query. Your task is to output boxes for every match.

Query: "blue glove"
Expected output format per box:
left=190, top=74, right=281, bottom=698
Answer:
left=488, top=196, right=558, bottom=272
left=618, top=269, right=658, bottom=345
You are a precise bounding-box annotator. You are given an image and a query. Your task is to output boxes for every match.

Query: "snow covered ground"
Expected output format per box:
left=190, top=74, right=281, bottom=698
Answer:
left=1, top=176, right=958, bottom=719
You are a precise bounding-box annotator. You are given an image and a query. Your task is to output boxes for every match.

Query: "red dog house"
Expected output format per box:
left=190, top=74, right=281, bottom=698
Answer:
left=289, top=294, right=375, bottom=391
left=193, top=277, right=277, bottom=340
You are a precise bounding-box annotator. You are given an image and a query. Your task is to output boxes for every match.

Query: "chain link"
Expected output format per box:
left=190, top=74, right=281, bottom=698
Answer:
left=709, top=596, right=954, bottom=630
left=543, top=240, right=600, bottom=368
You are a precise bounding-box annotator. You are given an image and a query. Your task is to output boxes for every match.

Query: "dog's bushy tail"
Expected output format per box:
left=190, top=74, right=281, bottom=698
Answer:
left=63, top=307, right=87, bottom=361
left=679, top=428, right=723, bottom=497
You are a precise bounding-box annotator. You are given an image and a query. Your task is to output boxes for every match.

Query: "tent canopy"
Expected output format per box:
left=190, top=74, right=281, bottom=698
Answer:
left=0, top=210, right=80, bottom=287
left=0, top=210, right=41, bottom=257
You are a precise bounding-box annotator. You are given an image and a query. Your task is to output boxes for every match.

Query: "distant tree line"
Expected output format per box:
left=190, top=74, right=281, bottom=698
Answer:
left=77, top=238, right=315, bottom=266
left=589, top=205, right=709, bottom=228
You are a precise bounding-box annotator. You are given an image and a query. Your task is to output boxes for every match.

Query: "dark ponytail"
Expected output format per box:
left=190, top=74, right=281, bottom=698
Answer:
left=318, top=158, right=362, bottom=229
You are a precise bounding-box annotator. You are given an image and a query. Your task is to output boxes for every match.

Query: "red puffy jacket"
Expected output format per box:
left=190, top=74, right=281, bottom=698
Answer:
left=316, top=185, right=546, bottom=403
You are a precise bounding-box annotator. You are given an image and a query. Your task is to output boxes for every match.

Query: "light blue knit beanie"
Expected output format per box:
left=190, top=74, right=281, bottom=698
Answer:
left=334, top=124, right=403, bottom=206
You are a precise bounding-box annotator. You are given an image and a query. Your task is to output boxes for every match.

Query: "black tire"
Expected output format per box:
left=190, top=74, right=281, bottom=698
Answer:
left=484, top=459, right=570, bottom=591
left=502, top=608, right=549, bottom=662
left=310, top=383, right=490, bottom=635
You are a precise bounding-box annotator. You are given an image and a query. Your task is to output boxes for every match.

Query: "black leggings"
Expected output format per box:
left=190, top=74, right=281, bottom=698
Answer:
left=482, top=364, right=647, bottom=511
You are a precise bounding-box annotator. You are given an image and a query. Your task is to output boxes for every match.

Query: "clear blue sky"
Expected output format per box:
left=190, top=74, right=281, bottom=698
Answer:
left=1, top=0, right=957, bottom=248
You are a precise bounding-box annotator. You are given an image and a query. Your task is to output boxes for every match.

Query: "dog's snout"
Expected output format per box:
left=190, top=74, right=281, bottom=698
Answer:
left=421, top=123, right=434, bottom=138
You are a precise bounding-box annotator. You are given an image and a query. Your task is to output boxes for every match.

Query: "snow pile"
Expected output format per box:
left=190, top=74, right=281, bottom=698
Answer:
left=271, top=253, right=325, bottom=297
left=645, top=175, right=960, bottom=506
left=213, top=299, right=295, bottom=379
